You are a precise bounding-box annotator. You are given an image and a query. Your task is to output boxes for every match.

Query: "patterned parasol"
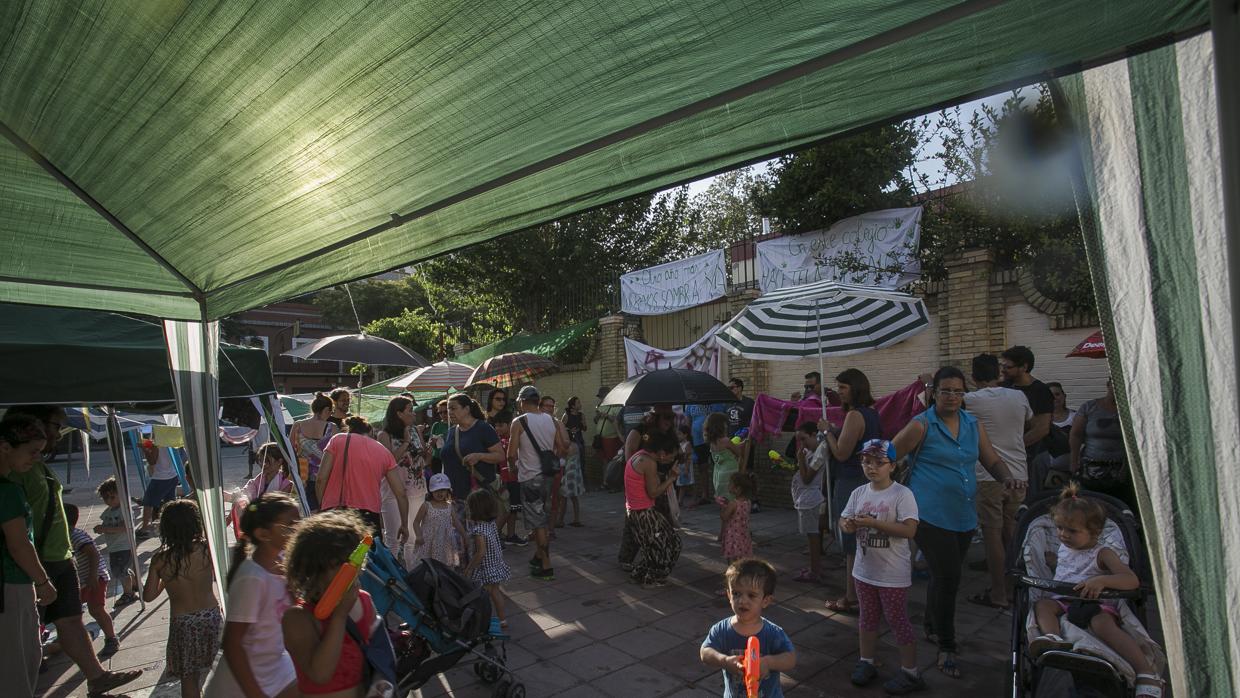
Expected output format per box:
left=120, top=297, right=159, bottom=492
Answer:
left=465, top=352, right=558, bottom=390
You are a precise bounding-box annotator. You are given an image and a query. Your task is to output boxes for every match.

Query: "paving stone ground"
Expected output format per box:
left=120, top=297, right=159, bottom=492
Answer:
left=37, top=446, right=1013, bottom=697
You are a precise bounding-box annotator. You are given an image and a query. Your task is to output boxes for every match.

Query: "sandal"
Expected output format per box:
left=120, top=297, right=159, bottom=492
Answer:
left=967, top=590, right=1009, bottom=610
left=568, top=521, right=584, bottom=527
left=825, top=598, right=857, bottom=614
left=1135, top=674, right=1164, bottom=697
left=937, top=651, right=962, bottom=679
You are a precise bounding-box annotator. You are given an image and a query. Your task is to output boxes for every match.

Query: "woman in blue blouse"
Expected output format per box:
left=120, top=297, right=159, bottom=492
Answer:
left=892, top=366, right=1022, bottom=680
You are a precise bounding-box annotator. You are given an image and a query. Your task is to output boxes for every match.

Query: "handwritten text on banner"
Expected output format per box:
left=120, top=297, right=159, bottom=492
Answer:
left=756, top=207, right=922, bottom=291
left=620, top=249, right=726, bottom=315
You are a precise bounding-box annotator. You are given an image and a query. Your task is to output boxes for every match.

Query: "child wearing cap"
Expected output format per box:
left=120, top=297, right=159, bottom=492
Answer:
left=412, top=473, right=466, bottom=568
left=841, top=439, right=925, bottom=694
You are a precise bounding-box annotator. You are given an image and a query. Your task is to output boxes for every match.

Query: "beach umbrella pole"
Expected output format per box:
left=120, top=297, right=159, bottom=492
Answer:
left=815, top=300, right=833, bottom=535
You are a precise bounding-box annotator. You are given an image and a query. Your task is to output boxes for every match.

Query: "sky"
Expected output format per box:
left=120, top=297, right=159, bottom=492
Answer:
left=681, top=92, right=1014, bottom=197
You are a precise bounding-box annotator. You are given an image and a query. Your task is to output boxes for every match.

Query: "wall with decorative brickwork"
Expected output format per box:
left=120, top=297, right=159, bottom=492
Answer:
left=1003, top=297, right=1108, bottom=409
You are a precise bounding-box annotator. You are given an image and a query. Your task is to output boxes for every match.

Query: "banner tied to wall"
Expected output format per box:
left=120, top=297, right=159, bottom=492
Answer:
left=757, top=207, right=922, bottom=292
left=623, top=324, right=722, bottom=378
left=620, top=249, right=727, bottom=315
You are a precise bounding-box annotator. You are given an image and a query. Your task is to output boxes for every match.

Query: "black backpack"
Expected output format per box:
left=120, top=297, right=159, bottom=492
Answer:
left=603, top=453, right=625, bottom=492
left=404, top=558, right=491, bottom=641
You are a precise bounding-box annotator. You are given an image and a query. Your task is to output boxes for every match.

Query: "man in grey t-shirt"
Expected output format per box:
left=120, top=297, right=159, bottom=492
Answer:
left=508, top=385, right=565, bottom=581
left=965, top=354, right=1032, bottom=608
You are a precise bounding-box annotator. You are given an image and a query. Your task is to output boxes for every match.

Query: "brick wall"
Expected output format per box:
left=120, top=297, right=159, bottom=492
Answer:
left=1004, top=296, right=1109, bottom=409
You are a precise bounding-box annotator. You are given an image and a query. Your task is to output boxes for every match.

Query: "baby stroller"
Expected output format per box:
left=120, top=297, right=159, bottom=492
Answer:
left=361, top=544, right=525, bottom=697
left=1008, top=489, right=1166, bottom=697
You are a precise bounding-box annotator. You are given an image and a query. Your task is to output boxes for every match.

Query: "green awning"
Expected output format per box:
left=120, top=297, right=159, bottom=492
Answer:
left=0, top=1, right=1208, bottom=321
left=0, top=304, right=275, bottom=406
left=455, top=319, right=599, bottom=366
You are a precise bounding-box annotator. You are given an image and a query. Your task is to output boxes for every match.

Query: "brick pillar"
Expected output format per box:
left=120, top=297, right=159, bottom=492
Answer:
left=941, top=248, right=1003, bottom=370
left=597, top=314, right=629, bottom=391
left=724, top=289, right=769, bottom=396
left=453, top=341, right=476, bottom=357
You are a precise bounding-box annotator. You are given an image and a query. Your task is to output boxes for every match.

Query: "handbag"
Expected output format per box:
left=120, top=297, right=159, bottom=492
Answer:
left=592, top=433, right=604, bottom=451
left=519, top=415, right=561, bottom=477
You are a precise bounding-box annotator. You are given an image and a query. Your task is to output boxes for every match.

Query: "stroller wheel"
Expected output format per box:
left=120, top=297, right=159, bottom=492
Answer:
left=491, top=678, right=525, bottom=698
left=477, top=660, right=502, bottom=684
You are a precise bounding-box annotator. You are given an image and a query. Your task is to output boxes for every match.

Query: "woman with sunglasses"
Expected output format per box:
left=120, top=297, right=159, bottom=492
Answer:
left=485, top=389, right=509, bottom=421
left=891, top=366, right=1022, bottom=681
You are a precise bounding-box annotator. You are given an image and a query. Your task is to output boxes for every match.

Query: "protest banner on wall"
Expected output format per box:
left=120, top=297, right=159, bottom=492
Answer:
left=623, top=324, right=722, bottom=378
left=620, top=249, right=726, bottom=315
left=756, top=207, right=922, bottom=291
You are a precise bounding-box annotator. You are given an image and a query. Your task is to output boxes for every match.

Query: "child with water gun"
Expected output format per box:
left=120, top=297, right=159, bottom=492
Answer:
left=282, top=511, right=384, bottom=696
left=701, top=558, right=797, bottom=697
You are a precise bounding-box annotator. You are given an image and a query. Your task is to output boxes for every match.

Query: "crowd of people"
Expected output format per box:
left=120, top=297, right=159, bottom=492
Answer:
left=0, top=341, right=1156, bottom=697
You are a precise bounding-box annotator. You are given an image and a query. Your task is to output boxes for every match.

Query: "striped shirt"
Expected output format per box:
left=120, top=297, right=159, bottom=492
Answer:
left=70, top=527, right=109, bottom=587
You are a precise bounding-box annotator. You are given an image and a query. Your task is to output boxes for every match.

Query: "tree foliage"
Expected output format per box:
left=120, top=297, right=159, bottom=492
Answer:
left=913, top=87, right=1093, bottom=312
left=418, top=190, right=701, bottom=334
left=751, top=123, right=919, bottom=233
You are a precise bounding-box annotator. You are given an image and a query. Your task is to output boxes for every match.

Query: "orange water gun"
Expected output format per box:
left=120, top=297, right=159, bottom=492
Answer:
left=741, top=635, right=761, bottom=698
left=314, top=535, right=372, bottom=620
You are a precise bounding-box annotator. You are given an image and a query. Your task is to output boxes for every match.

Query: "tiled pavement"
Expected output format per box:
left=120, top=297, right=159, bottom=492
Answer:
left=37, top=448, right=1012, bottom=697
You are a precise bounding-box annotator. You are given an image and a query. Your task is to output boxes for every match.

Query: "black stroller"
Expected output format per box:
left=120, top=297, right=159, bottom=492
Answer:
left=1008, top=490, right=1166, bottom=697
left=361, top=544, right=525, bottom=697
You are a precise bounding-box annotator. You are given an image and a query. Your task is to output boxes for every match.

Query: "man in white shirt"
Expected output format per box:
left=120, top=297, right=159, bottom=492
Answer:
left=508, top=385, right=566, bottom=581
left=137, top=432, right=182, bottom=537
left=964, top=354, right=1032, bottom=608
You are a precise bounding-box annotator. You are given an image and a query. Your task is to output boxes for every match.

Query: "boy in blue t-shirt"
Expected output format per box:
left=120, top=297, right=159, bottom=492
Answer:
left=701, top=558, right=797, bottom=697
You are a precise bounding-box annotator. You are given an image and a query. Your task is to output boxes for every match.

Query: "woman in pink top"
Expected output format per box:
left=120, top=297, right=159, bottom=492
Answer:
left=623, top=431, right=682, bottom=588
left=316, top=416, right=410, bottom=545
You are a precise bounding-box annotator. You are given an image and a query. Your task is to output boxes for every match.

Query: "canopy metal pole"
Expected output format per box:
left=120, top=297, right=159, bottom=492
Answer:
left=104, top=407, right=145, bottom=611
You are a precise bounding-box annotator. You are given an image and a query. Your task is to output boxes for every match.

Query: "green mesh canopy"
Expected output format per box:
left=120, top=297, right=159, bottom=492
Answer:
left=0, top=1, right=1209, bottom=320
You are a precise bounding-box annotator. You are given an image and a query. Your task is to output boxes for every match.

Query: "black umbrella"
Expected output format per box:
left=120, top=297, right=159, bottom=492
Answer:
left=282, top=333, right=429, bottom=367
left=600, top=368, right=736, bottom=407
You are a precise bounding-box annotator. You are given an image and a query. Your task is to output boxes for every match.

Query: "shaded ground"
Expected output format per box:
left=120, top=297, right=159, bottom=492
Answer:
left=37, top=448, right=1012, bottom=697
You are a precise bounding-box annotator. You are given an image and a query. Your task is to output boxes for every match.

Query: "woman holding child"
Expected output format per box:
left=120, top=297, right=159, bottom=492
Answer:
left=892, top=366, right=1023, bottom=680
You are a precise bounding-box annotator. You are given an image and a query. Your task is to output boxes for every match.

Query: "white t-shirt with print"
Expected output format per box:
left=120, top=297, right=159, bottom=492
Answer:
left=204, top=559, right=297, bottom=697
left=965, top=386, right=1032, bottom=482
left=842, top=481, right=919, bottom=588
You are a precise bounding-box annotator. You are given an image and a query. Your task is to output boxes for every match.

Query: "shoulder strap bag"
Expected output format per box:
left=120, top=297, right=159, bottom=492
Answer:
left=519, top=415, right=561, bottom=477
left=331, top=434, right=352, bottom=506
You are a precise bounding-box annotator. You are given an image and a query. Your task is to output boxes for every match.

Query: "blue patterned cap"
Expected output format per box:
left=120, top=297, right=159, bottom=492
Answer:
left=860, top=439, right=897, bottom=462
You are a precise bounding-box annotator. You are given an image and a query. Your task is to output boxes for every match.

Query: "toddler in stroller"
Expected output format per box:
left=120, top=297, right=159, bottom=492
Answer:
left=1011, top=483, right=1165, bottom=697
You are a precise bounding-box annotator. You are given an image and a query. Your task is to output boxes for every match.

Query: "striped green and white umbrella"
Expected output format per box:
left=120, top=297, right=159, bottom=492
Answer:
left=716, top=281, right=930, bottom=361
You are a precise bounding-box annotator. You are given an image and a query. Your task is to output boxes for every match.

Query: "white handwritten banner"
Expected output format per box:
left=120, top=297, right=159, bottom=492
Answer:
left=624, top=324, right=722, bottom=378
left=620, top=249, right=726, bottom=315
left=756, top=207, right=922, bottom=291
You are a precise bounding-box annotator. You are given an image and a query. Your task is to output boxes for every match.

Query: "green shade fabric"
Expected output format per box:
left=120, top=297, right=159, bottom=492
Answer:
left=455, top=319, right=599, bottom=366
left=0, top=1, right=1209, bottom=320
left=1055, top=32, right=1236, bottom=697
left=0, top=303, right=275, bottom=405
